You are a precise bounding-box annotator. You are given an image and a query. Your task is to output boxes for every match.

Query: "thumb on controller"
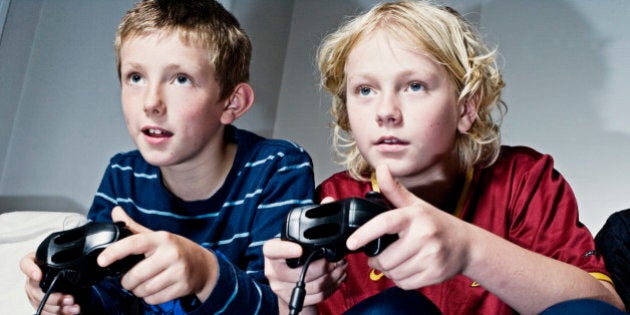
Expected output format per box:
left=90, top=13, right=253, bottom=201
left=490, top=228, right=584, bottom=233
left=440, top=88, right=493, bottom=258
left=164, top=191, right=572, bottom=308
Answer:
left=374, top=164, right=420, bottom=209
left=111, top=206, right=152, bottom=234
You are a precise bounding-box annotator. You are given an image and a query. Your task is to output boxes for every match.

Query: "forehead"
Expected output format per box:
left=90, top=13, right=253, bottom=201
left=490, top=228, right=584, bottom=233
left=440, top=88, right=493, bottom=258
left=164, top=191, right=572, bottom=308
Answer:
left=119, top=32, right=215, bottom=75
left=121, top=31, right=207, bottom=58
left=345, top=29, right=443, bottom=77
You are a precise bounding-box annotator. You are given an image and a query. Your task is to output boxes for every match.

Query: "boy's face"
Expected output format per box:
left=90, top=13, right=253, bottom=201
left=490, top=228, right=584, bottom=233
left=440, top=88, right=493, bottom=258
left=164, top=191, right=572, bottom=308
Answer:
left=119, top=32, right=228, bottom=168
left=344, top=29, right=472, bottom=185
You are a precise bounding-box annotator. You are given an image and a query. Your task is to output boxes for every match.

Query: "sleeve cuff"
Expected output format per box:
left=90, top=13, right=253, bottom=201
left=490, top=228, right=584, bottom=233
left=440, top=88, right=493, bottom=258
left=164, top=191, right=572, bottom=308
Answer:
left=590, top=272, right=614, bottom=285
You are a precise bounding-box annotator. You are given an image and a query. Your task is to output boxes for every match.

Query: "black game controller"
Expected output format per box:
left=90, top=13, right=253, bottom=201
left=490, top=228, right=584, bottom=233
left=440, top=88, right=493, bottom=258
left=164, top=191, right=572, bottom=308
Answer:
left=281, top=192, right=397, bottom=268
left=35, top=221, right=143, bottom=294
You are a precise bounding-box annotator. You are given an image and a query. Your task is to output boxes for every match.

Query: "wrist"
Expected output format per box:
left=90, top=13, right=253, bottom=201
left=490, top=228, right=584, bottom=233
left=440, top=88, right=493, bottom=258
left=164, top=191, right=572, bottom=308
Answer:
left=459, top=223, right=487, bottom=279
left=195, top=250, right=218, bottom=302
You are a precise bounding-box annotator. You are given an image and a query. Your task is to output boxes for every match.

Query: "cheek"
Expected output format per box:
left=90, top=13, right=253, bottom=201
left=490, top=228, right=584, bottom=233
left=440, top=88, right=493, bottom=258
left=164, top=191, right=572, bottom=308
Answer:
left=348, top=122, right=374, bottom=161
left=120, top=102, right=136, bottom=128
left=347, top=107, right=369, bottom=137
left=181, top=105, right=222, bottom=137
left=404, top=105, right=459, bottom=144
left=346, top=101, right=370, bottom=126
left=120, top=90, right=142, bottom=119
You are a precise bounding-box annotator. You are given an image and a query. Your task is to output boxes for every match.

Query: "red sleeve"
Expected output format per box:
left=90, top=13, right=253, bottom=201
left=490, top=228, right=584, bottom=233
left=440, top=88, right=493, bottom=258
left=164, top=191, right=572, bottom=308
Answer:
left=478, top=147, right=608, bottom=276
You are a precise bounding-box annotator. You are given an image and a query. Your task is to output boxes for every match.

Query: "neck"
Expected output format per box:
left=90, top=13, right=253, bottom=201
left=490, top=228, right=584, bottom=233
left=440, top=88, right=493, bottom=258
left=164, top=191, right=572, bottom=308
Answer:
left=161, top=142, right=237, bottom=202
left=398, top=158, right=465, bottom=212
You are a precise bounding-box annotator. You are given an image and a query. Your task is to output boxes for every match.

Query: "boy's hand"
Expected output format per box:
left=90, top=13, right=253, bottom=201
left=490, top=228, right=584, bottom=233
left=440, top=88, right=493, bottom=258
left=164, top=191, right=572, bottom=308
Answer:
left=263, top=213, right=347, bottom=314
left=347, top=164, right=473, bottom=290
left=19, top=252, right=81, bottom=315
left=263, top=238, right=346, bottom=315
left=98, top=206, right=219, bottom=305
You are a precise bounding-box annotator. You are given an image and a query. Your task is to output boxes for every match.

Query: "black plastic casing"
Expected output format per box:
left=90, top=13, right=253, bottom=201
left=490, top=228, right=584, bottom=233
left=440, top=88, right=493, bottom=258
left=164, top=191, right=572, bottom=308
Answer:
left=281, top=195, right=396, bottom=268
left=35, top=221, right=143, bottom=293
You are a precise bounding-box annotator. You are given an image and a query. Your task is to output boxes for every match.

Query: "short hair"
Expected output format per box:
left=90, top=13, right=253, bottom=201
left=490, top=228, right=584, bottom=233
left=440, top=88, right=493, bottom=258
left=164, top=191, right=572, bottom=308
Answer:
left=317, top=1, right=506, bottom=180
left=114, top=0, right=251, bottom=100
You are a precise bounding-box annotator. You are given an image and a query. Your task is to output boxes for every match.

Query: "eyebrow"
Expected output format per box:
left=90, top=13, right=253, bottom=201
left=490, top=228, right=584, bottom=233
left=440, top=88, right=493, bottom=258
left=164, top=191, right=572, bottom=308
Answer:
left=347, top=68, right=439, bottom=83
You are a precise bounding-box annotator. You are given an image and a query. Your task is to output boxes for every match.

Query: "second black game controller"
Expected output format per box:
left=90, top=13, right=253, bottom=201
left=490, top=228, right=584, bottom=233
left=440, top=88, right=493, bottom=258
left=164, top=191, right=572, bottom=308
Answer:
left=35, top=221, right=143, bottom=294
left=281, top=192, right=397, bottom=268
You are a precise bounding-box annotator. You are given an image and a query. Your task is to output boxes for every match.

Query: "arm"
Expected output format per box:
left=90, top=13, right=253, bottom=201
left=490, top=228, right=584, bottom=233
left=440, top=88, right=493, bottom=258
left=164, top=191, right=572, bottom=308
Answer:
left=463, top=223, right=623, bottom=314
left=347, top=164, right=623, bottom=315
left=187, top=146, right=317, bottom=314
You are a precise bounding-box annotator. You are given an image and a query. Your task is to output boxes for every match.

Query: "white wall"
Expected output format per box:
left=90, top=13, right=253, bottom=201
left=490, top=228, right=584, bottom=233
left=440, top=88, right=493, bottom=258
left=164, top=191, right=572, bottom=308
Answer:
left=1, top=0, right=629, bottom=233
left=0, top=0, right=36, bottom=202
left=479, top=0, right=630, bottom=232
left=0, top=1, right=135, bottom=213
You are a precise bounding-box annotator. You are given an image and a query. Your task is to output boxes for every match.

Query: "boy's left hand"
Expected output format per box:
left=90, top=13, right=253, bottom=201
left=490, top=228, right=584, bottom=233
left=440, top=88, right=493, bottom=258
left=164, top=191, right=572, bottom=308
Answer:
left=346, top=165, right=473, bottom=290
left=97, top=206, right=218, bottom=305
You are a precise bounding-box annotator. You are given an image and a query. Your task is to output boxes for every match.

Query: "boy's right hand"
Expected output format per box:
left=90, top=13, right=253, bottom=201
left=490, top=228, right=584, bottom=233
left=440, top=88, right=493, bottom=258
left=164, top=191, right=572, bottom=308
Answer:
left=263, top=237, right=347, bottom=315
left=19, top=252, right=81, bottom=315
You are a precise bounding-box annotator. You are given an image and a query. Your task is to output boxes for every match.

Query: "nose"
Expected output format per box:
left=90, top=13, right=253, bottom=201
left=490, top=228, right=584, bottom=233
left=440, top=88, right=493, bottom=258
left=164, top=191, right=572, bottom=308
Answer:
left=375, top=93, right=402, bottom=126
left=143, top=84, right=165, bottom=116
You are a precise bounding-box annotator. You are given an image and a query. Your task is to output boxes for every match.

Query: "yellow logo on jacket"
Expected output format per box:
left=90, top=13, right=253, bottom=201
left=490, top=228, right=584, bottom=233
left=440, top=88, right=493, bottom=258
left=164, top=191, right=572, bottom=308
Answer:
left=369, top=269, right=385, bottom=281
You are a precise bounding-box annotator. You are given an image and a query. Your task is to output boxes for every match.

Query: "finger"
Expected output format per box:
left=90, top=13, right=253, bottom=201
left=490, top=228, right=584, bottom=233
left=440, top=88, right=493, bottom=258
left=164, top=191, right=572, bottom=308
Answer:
left=38, top=303, right=62, bottom=315
left=20, top=252, right=42, bottom=281
left=375, top=164, right=421, bottom=209
left=320, top=196, right=336, bottom=204
left=120, top=252, right=168, bottom=292
left=302, top=261, right=347, bottom=305
left=370, top=247, right=420, bottom=280
left=97, top=233, right=146, bottom=267
left=346, top=209, right=405, bottom=251
left=111, top=206, right=152, bottom=234
left=31, top=292, right=73, bottom=315
left=25, top=279, right=44, bottom=308
left=263, top=238, right=302, bottom=260
left=344, top=164, right=420, bottom=250
left=141, top=281, right=183, bottom=305
left=128, top=266, right=178, bottom=302
left=303, top=259, right=347, bottom=284
left=62, top=304, right=81, bottom=315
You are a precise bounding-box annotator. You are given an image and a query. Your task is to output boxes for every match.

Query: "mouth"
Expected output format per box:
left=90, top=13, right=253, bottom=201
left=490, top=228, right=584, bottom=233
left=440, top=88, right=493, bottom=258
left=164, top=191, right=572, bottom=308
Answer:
left=141, top=127, right=173, bottom=138
left=376, top=136, right=408, bottom=145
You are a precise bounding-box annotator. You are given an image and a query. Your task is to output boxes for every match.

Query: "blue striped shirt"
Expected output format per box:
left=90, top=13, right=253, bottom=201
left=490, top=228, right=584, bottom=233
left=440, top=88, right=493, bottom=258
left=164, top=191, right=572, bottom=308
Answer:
left=86, top=126, right=315, bottom=314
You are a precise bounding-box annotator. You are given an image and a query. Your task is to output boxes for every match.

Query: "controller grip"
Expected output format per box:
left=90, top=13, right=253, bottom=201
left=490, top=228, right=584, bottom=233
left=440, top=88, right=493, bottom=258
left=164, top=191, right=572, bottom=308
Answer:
left=35, top=221, right=143, bottom=293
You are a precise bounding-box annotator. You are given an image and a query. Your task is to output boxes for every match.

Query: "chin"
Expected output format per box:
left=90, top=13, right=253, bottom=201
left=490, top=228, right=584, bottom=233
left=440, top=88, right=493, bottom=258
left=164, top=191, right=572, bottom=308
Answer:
left=387, top=169, right=415, bottom=179
left=137, top=150, right=174, bottom=167
left=385, top=163, right=425, bottom=178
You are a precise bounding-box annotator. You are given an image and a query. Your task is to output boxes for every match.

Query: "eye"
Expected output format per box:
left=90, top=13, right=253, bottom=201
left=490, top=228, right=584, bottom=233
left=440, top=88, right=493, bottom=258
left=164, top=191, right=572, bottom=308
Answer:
left=359, top=86, right=372, bottom=96
left=128, top=73, right=143, bottom=85
left=174, top=74, right=191, bottom=85
left=409, top=82, right=424, bottom=92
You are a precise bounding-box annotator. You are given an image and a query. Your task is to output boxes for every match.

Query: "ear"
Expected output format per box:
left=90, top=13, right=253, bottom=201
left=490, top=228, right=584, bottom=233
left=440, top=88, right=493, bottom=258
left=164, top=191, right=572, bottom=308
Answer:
left=220, top=83, right=255, bottom=124
left=457, top=93, right=479, bottom=133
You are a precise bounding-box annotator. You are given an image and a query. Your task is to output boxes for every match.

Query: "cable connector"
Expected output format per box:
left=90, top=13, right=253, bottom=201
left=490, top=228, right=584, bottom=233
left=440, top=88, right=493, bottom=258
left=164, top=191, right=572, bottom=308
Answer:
left=287, top=248, right=326, bottom=315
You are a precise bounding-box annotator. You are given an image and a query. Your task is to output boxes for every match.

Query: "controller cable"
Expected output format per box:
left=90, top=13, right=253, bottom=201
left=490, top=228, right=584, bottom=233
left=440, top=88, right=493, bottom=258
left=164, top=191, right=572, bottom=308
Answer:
left=35, top=270, right=69, bottom=315
left=288, top=248, right=327, bottom=315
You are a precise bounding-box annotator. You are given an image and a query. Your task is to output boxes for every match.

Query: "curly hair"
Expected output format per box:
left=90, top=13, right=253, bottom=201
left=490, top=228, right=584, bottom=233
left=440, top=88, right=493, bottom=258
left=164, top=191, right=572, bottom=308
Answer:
left=114, top=0, right=251, bottom=100
left=317, top=1, right=506, bottom=180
